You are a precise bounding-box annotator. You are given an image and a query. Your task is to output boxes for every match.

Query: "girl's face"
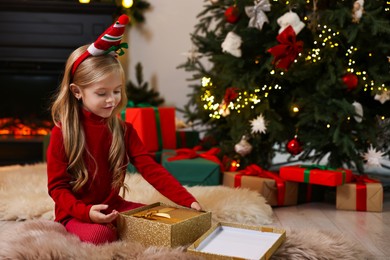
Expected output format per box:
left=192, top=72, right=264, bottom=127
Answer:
left=72, top=71, right=123, bottom=118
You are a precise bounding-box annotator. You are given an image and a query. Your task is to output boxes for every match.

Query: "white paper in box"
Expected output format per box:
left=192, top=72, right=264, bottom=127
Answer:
left=187, top=222, right=286, bottom=260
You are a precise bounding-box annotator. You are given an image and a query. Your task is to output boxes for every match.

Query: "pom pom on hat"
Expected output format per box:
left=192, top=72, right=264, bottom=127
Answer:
left=71, top=14, right=130, bottom=76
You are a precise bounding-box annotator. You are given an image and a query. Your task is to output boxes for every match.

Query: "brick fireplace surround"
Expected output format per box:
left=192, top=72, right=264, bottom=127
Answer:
left=0, top=0, right=117, bottom=165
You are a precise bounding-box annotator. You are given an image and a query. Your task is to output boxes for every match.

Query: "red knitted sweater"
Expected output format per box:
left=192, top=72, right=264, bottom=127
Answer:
left=47, top=109, right=196, bottom=225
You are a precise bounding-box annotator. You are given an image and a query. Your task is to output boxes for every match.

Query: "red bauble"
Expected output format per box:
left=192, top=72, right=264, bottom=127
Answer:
left=342, top=73, right=358, bottom=91
left=225, top=6, right=240, bottom=23
left=286, top=137, right=303, bottom=155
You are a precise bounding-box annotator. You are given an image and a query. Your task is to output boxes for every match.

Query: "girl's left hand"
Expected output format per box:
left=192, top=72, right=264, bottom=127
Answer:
left=190, top=201, right=202, bottom=211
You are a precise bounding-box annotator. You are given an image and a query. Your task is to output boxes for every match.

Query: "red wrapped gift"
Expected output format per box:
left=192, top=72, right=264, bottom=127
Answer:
left=279, top=164, right=353, bottom=187
left=223, top=164, right=297, bottom=206
left=336, top=175, right=383, bottom=212
left=125, top=107, right=176, bottom=152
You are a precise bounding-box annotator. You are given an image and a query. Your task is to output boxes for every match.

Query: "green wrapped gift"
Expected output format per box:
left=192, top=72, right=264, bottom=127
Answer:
left=162, top=149, right=221, bottom=186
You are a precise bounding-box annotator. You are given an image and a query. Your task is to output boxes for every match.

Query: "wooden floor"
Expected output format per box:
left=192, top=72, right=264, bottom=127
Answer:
left=272, top=189, right=390, bottom=259
left=1, top=190, right=389, bottom=259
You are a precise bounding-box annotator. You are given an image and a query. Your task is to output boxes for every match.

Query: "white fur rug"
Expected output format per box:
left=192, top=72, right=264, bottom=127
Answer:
left=0, top=163, right=371, bottom=259
left=0, top=163, right=273, bottom=225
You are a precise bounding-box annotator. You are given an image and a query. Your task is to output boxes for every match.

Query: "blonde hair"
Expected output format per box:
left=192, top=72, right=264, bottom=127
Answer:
left=51, top=45, right=128, bottom=192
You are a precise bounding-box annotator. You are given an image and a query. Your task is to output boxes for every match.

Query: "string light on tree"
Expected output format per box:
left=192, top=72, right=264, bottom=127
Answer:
left=200, top=77, right=282, bottom=119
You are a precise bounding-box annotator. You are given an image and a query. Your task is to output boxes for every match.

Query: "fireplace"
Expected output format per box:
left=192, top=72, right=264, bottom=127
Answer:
left=0, top=0, right=117, bottom=165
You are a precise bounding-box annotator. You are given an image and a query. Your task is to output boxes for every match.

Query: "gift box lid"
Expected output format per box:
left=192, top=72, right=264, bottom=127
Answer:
left=117, top=202, right=212, bottom=247
left=187, top=222, right=286, bottom=260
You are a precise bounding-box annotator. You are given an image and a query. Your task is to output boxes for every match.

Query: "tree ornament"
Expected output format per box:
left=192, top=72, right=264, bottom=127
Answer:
left=286, top=136, right=303, bottom=155
left=267, top=26, right=303, bottom=70
left=250, top=114, right=267, bottom=134
left=342, top=73, right=359, bottom=91
left=209, top=0, right=219, bottom=4
left=352, top=101, right=363, bottom=123
left=221, top=31, right=242, bottom=58
left=374, top=90, right=390, bottom=104
left=352, top=0, right=364, bottom=23
left=362, top=145, right=384, bottom=167
left=234, top=136, right=253, bottom=157
left=225, top=6, right=240, bottom=24
left=277, top=11, right=305, bottom=35
left=245, top=0, right=271, bottom=31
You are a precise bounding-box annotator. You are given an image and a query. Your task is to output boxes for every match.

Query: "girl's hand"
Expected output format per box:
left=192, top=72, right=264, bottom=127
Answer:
left=190, top=201, right=202, bottom=211
left=89, top=204, right=118, bottom=223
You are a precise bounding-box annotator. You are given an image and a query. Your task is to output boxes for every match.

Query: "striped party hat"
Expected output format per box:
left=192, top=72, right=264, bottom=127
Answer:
left=71, top=14, right=130, bottom=75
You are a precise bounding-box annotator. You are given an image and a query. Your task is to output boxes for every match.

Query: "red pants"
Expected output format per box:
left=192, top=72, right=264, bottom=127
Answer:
left=65, top=200, right=144, bottom=245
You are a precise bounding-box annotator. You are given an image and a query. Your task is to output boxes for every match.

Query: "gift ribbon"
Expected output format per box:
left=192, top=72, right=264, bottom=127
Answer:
left=133, top=207, right=183, bottom=223
left=167, top=147, right=224, bottom=171
left=121, top=102, right=163, bottom=151
left=234, top=164, right=286, bottom=206
left=267, top=25, right=303, bottom=70
left=301, top=164, right=347, bottom=184
left=353, top=175, right=379, bottom=211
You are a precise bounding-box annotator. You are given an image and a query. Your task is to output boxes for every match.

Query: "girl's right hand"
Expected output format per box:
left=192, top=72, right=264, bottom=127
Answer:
left=89, top=204, right=118, bottom=223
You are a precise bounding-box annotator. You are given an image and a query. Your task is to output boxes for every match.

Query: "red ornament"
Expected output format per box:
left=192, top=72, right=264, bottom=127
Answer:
left=342, top=73, right=358, bottom=91
left=286, top=136, right=303, bottom=155
left=225, top=6, right=240, bottom=23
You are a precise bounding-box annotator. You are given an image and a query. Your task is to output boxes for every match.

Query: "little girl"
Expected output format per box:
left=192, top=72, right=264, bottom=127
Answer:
left=47, top=15, right=201, bottom=245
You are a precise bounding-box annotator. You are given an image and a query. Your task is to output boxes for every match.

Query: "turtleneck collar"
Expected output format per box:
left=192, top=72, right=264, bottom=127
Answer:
left=81, top=108, right=108, bottom=125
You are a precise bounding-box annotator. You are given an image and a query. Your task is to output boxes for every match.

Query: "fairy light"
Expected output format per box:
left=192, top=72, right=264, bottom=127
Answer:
left=304, top=24, right=339, bottom=63
left=200, top=77, right=281, bottom=119
left=346, top=46, right=389, bottom=93
left=122, top=0, right=133, bottom=8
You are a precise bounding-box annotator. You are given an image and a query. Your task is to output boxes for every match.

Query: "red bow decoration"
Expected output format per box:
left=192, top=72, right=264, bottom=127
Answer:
left=167, top=148, right=224, bottom=171
left=267, top=25, right=303, bottom=70
left=235, top=164, right=286, bottom=206
left=223, top=87, right=239, bottom=103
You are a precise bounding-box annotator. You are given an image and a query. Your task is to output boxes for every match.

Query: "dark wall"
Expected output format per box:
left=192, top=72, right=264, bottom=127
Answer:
left=0, top=0, right=117, bottom=121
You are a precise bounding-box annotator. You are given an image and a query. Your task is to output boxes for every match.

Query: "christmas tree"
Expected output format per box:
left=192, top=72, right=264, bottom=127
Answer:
left=126, top=62, right=165, bottom=106
left=178, top=0, right=390, bottom=173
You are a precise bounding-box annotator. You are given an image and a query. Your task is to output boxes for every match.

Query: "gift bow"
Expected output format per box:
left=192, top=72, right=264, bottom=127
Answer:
left=245, top=0, right=271, bottom=31
left=236, top=164, right=286, bottom=206
left=267, top=25, right=303, bottom=70
left=167, top=147, right=224, bottom=171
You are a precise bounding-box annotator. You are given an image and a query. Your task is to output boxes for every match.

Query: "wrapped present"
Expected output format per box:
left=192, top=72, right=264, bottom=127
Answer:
left=336, top=175, right=383, bottom=212
left=187, top=222, right=286, bottom=260
left=176, top=130, right=200, bottom=148
left=223, top=164, right=298, bottom=206
left=124, top=107, right=176, bottom=152
left=297, top=183, right=327, bottom=204
left=162, top=148, right=223, bottom=186
left=117, top=202, right=212, bottom=247
left=279, top=164, right=353, bottom=187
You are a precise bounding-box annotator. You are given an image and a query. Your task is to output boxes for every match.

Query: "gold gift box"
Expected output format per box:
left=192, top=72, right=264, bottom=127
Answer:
left=336, top=182, right=383, bottom=212
left=223, top=171, right=298, bottom=206
left=117, top=202, right=212, bottom=247
left=187, top=222, right=286, bottom=260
